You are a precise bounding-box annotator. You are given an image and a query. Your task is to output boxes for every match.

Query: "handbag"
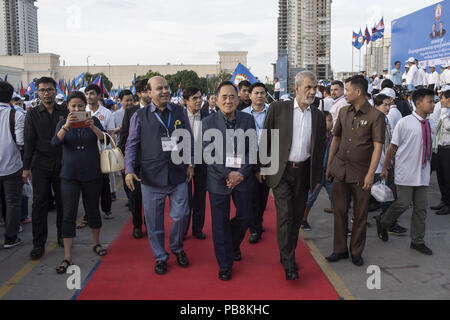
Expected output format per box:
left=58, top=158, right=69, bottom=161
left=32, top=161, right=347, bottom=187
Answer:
left=100, top=132, right=125, bottom=174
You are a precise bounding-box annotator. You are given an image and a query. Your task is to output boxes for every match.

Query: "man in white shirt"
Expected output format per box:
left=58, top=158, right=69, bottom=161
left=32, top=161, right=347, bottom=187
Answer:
left=83, top=84, right=115, bottom=221
left=0, top=82, right=25, bottom=248
left=405, top=57, right=419, bottom=91
left=441, top=63, right=450, bottom=87
left=377, top=88, right=436, bottom=255
left=329, top=80, right=348, bottom=127
left=428, top=66, right=440, bottom=92
left=274, top=77, right=281, bottom=101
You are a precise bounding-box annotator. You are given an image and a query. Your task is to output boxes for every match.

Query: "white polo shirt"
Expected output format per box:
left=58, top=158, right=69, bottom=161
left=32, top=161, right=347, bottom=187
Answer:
left=387, top=106, right=402, bottom=131
left=86, top=105, right=115, bottom=131
left=391, top=112, right=431, bottom=187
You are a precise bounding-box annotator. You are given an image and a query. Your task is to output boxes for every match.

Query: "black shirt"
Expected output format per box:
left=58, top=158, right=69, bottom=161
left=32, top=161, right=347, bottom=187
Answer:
left=237, top=100, right=251, bottom=111
left=23, top=103, right=68, bottom=171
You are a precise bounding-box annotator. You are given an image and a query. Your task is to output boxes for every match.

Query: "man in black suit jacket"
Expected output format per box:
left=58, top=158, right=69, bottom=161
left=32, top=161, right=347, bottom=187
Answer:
left=118, top=79, right=151, bottom=239
left=202, top=81, right=257, bottom=281
left=261, top=71, right=326, bottom=280
left=201, top=93, right=219, bottom=118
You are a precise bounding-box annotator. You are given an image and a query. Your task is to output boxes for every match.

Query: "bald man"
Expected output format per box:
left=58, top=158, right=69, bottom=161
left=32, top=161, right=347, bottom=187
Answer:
left=125, top=76, right=194, bottom=275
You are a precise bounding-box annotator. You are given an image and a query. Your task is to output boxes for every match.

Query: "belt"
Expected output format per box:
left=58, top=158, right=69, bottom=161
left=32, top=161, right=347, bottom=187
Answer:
left=287, top=158, right=310, bottom=168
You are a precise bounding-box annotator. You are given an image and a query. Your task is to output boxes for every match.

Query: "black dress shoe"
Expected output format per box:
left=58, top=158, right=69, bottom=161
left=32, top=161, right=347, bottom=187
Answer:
left=325, top=252, right=349, bottom=262
left=430, top=201, right=445, bottom=210
left=351, top=255, right=364, bottom=266
left=234, top=249, right=242, bottom=261
left=375, top=215, right=389, bottom=242
left=133, top=227, right=143, bottom=239
left=285, top=269, right=299, bottom=280
left=30, top=247, right=45, bottom=260
left=249, top=233, right=261, bottom=244
left=410, top=243, right=433, bottom=255
left=175, top=251, right=189, bottom=267
left=193, top=232, right=206, bottom=240
left=218, top=268, right=232, bottom=281
left=436, top=206, right=450, bottom=215
left=155, top=260, right=167, bottom=275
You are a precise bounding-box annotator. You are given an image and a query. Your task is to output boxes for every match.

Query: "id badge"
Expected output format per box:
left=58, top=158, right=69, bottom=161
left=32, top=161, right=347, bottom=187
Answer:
left=225, top=156, right=242, bottom=168
left=161, top=137, right=178, bottom=151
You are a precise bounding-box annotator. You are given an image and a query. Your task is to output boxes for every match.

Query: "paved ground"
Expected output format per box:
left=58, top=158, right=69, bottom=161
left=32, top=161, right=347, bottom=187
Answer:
left=0, top=173, right=449, bottom=300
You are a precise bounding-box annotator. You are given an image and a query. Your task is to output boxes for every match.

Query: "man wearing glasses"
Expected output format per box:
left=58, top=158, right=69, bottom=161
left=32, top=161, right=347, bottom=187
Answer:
left=23, top=77, right=68, bottom=260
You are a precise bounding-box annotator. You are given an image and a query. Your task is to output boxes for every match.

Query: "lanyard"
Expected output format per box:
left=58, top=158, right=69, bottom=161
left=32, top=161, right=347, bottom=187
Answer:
left=154, top=111, right=172, bottom=137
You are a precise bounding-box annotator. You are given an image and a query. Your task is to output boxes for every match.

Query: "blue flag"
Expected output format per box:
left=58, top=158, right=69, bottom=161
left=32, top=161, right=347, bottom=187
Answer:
left=27, top=81, right=37, bottom=94
left=354, top=29, right=365, bottom=50
left=74, top=73, right=85, bottom=89
left=230, top=63, right=258, bottom=86
left=371, top=17, right=385, bottom=41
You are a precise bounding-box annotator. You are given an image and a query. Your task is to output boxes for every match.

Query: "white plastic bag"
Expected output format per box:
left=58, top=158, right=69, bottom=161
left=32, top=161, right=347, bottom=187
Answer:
left=371, top=181, right=394, bottom=202
left=22, top=178, right=33, bottom=198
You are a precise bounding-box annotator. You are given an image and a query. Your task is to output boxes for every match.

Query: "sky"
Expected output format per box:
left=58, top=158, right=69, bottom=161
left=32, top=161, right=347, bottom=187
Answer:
left=37, top=0, right=442, bottom=81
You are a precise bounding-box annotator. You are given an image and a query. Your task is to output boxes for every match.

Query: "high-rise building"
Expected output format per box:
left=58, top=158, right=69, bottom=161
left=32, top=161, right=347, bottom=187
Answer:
left=0, top=0, right=39, bottom=56
left=277, top=0, right=332, bottom=92
left=363, top=34, right=392, bottom=77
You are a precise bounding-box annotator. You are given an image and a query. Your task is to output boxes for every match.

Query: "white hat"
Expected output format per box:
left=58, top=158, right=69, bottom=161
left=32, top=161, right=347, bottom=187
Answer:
left=315, top=90, right=323, bottom=99
left=280, top=94, right=291, bottom=101
left=406, top=57, right=415, bottom=63
left=12, top=92, right=25, bottom=100
left=373, top=72, right=378, bottom=76
left=439, top=85, right=450, bottom=93
left=56, top=94, right=65, bottom=100
left=380, top=88, right=396, bottom=99
left=443, top=62, right=450, bottom=68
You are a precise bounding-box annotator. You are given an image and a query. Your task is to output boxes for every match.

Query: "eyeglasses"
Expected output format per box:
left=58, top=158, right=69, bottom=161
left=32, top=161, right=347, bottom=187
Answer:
left=38, top=88, right=56, bottom=94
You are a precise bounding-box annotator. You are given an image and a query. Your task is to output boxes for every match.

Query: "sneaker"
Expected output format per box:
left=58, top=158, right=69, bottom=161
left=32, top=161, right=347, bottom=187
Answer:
left=410, top=242, right=433, bottom=255
left=388, top=223, right=408, bottom=235
left=301, top=221, right=312, bottom=231
left=4, top=237, right=23, bottom=249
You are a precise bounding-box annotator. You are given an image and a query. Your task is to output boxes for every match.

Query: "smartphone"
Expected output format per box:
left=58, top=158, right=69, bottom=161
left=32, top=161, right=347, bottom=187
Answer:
left=70, top=111, right=91, bottom=128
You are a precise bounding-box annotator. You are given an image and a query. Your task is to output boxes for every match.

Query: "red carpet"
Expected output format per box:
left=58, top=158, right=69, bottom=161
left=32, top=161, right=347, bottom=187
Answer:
left=76, top=195, right=339, bottom=300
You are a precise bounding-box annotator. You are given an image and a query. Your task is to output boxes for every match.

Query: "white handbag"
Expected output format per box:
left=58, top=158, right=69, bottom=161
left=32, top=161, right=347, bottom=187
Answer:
left=100, top=132, right=125, bottom=174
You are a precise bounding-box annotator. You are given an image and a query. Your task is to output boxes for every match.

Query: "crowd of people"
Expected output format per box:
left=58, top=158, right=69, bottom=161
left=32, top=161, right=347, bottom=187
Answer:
left=0, top=56, right=449, bottom=281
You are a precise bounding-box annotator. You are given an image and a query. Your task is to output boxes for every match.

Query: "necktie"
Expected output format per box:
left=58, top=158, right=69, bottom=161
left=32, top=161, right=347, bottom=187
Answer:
left=420, top=119, right=432, bottom=166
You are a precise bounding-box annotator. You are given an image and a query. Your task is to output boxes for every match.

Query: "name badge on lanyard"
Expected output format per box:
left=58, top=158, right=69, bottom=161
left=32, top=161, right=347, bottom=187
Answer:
left=154, top=111, right=178, bottom=151
left=226, top=154, right=242, bottom=168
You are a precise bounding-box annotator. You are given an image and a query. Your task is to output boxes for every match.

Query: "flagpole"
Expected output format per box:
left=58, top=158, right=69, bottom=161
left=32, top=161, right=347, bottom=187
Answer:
left=352, top=47, right=354, bottom=74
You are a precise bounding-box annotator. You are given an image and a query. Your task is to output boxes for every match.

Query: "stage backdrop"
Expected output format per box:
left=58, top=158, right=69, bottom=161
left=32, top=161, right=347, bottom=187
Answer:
left=391, top=1, right=450, bottom=70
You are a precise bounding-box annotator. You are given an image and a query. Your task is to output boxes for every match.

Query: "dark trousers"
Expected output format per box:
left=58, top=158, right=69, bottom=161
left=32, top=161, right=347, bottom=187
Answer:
left=0, top=170, right=23, bottom=241
left=436, top=147, right=450, bottom=206
left=209, top=189, right=252, bottom=270
left=122, top=172, right=131, bottom=200
left=129, top=177, right=143, bottom=229
left=272, top=161, right=310, bottom=271
left=332, top=179, right=370, bottom=256
left=83, top=174, right=111, bottom=220
left=31, top=167, right=63, bottom=248
left=61, top=178, right=102, bottom=238
left=186, top=166, right=207, bottom=235
left=249, top=177, right=270, bottom=235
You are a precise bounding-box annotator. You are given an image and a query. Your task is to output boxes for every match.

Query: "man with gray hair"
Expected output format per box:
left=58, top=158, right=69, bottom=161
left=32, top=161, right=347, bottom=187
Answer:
left=261, top=71, right=326, bottom=280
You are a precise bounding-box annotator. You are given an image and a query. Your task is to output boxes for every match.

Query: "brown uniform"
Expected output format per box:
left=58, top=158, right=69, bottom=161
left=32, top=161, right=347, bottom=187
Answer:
left=329, top=101, right=385, bottom=256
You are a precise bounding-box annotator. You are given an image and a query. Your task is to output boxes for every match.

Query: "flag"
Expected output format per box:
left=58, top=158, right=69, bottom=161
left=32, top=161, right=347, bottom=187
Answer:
left=132, top=73, right=136, bottom=85
left=364, top=26, right=371, bottom=44
left=74, top=73, right=85, bottom=89
left=20, top=81, right=26, bottom=96
left=354, top=29, right=365, bottom=50
left=230, top=63, right=258, bottom=86
left=352, top=31, right=358, bottom=47
left=27, top=81, right=37, bottom=94
left=117, top=85, right=121, bottom=97
left=3, top=73, right=7, bottom=82
left=371, top=17, right=385, bottom=41
left=92, top=76, right=107, bottom=95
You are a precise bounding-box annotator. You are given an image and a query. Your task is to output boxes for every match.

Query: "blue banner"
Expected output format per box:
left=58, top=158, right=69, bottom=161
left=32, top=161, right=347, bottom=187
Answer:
left=230, top=63, right=258, bottom=86
left=391, top=1, right=450, bottom=69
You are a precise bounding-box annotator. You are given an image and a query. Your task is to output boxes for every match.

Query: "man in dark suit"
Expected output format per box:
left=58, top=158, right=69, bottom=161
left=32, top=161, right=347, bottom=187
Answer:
left=237, top=80, right=252, bottom=111
left=125, top=76, right=194, bottom=275
left=201, top=93, right=219, bottom=118
left=118, top=79, right=151, bottom=239
left=261, top=71, right=326, bottom=280
left=202, top=81, right=257, bottom=281
left=183, top=86, right=208, bottom=240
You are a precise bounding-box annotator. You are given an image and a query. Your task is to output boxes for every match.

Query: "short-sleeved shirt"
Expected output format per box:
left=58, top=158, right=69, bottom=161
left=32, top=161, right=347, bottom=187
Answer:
left=391, top=113, right=431, bottom=187
left=330, top=101, right=385, bottom=183
left=86, top=105, right=115, bottom=132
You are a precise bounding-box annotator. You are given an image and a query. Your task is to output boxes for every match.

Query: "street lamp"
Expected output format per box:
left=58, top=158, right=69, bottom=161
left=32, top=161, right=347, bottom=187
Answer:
left=86, top=56, right=91, bottom=73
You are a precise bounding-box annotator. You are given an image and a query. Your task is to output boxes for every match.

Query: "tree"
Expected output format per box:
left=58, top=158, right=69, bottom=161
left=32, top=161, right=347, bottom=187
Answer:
left=166, top=70, right=201, bottom=94
left=205, top=71, right=233, bottom=94
left=137, top=69, right=162, bottom=81
left=85, top=72, right=113, bottom=91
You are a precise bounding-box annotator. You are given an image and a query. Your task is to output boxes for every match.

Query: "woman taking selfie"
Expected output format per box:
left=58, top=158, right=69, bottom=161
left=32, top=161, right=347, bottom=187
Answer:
left=51, top=91, right=109, bottom=274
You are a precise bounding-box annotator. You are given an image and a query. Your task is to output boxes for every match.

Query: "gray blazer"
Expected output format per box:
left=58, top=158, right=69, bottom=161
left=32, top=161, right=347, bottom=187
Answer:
left=261, top=100, right=327, bottom=190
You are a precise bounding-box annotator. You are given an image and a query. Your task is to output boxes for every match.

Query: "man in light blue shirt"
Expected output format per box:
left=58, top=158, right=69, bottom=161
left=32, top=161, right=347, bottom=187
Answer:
left=391, top=61, right=403, bottom=87
left=242, top=83, right=270, bottom=244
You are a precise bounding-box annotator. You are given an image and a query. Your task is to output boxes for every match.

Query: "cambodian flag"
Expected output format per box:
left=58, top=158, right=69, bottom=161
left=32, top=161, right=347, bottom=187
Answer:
left=371, top=17, right=385, bottom=41
left=365, top=26, right=371, bottom=44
